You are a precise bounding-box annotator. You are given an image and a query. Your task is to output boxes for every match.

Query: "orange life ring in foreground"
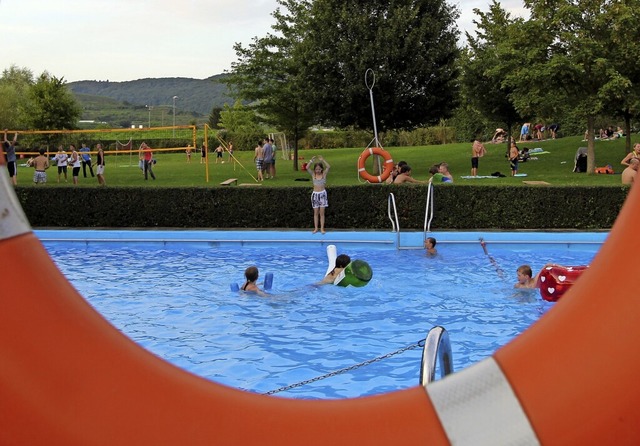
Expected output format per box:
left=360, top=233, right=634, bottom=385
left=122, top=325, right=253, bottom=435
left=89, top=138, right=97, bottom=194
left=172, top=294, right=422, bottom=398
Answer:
left=537, top=264, right=588, bottom=302
left=357, top=147, right=394, bottom=183
left=1, top=155, right=640, bottom=444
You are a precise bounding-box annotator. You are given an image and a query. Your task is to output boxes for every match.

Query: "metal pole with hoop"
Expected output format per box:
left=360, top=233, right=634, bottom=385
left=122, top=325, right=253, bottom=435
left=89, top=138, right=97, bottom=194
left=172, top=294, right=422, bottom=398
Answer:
left=358, top=68, right=386, bottom=182
left=365, top=68, right=381, bottom=148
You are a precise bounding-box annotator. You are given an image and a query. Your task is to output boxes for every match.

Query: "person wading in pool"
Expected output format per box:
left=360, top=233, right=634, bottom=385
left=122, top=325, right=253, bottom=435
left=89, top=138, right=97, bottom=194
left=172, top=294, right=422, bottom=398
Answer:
left=514, top=263, right=555, bottom=289
left=320, top=254, right=351, bottom=284
left=424, top=237, right=438, bottom=256
left=241, top=266, right=266, bottom=296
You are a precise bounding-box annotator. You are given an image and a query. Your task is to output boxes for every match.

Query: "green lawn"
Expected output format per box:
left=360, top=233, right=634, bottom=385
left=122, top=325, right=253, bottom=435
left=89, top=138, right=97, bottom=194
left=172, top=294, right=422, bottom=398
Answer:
left=17, top=135, right=638, bottom=187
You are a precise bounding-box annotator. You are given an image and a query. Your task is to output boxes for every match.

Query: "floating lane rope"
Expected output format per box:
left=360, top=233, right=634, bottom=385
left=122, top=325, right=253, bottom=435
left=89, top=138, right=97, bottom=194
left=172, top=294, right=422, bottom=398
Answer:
left=479, top=237, right=506, bottom=281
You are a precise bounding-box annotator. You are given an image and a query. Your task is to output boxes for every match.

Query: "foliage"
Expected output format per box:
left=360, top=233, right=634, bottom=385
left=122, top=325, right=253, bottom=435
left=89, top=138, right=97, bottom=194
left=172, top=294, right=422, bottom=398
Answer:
left=226, top=0, right=461, bottom=168
left=225, top=0, right=316, bottom=169
left=27, top=73, right=81, bottom=136
left=0, top=65, right=34, bottom=129
left=500, top=0, right=640, bottom=173
left=461, top=2, right=524, bottom=143
left=208, top=106, right=223, bottom=128
left=218, top=101, right=263, bottom=133
left=606, top=0, right=640, bottom=152
left=1, top=66, right=82, bottom=144
left=296, top=125, right=457, bottom=150
left=299, top=0, right=461, bottom=131
left=16, top=184, right=626, bottom=230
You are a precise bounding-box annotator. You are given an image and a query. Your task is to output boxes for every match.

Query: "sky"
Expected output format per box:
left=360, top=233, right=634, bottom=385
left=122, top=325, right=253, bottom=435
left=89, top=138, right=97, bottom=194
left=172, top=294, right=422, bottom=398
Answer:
left=0, top=0, right=527, bottom=83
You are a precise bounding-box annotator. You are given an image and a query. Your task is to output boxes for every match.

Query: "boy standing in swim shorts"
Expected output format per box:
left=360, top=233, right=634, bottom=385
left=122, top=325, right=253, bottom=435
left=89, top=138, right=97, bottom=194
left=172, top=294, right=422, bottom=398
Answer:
left=471, top=139, right=486, bottom=177
left=31, top=148, right=50, bottom=184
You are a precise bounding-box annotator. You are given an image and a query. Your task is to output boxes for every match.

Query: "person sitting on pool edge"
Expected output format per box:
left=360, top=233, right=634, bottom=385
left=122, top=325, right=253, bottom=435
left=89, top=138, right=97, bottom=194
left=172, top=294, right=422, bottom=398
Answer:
left=393, top=164, right=427, bottom=184
left=424, top=237, right=437, bottom=256
left=320, top=254, right=351, bottom=284
left=241, top=266, right=266, bottom=296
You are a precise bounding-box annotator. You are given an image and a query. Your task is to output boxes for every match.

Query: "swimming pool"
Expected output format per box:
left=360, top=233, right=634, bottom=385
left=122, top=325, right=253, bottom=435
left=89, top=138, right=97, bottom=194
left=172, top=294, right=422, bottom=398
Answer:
left=38, top=230, right=605, bottom=399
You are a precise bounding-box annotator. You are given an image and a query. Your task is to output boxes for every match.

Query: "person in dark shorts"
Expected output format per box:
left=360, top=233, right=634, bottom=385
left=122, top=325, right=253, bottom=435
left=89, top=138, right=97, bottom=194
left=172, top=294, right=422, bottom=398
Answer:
left=3, top=129, right=18, bottom=186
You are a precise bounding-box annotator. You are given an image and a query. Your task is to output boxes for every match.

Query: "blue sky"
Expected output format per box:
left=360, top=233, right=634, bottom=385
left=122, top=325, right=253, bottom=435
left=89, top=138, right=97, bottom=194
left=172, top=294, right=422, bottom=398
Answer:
left=0, top=0, right=526, bottom=82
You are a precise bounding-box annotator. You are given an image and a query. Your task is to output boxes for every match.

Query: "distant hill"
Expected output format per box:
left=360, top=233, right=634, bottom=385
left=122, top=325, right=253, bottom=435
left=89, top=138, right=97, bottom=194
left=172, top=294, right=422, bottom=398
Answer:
left=68, top=74, right=234, bottom=116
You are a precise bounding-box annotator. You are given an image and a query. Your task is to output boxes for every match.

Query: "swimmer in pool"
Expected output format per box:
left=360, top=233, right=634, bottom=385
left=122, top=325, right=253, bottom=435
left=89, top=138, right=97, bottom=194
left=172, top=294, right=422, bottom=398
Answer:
left=515, top=265, right=536, bottom=288
left=320, top=254, right=351, bottom=284
left=241, top=266, right=266, bottom=296
left=424, top=237, right=438, bottom=256
left=515, top=263, right=556, bottom=289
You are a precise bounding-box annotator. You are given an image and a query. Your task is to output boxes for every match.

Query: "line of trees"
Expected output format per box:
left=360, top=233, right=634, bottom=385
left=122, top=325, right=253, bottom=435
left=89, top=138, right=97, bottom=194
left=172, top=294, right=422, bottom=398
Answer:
left=223, top=0, right=640, bottom=172
left=0, top=66, right=80, bottom=141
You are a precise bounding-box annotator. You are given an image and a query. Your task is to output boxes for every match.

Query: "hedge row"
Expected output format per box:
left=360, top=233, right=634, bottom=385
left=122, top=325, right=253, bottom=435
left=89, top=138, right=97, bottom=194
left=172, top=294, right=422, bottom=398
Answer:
left=16, top=185, right=628, bottom=230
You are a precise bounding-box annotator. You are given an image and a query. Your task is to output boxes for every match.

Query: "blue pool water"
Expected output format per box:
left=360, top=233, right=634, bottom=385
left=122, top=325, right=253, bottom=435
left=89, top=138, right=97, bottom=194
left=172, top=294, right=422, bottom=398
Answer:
left=38, top=230, right=605, bottom=399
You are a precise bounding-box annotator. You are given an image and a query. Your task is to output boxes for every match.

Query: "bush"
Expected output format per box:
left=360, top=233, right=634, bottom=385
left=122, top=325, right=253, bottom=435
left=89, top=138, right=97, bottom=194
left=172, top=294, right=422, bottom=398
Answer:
left=16, top=185, right=626, bottom=230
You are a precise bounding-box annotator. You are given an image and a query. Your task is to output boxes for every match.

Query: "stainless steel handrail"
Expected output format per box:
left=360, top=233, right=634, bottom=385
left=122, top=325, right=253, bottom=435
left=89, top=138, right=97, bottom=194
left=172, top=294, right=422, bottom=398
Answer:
left=387, top=193, right=401, bottom=248
left=420, top=326, right=454, bottom=386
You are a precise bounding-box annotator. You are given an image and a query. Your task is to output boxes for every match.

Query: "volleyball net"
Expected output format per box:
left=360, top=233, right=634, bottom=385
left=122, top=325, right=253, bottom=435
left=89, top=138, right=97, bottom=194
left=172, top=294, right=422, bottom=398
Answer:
left=9, top=126, right=198, bottom=162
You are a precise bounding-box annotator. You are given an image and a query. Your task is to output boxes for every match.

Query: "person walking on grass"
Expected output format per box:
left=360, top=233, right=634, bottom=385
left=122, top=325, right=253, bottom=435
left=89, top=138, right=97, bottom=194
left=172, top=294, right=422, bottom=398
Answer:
left=262, top=137, right=273, bottom=179
left=96, top=143, right=106, bottom=186
left=79, top=142, right=94, bottom=178
left=254, top=140, right=264, bottom=182
left=307, top=155, right=330, bottom=234
left=140, top=142, right=156, bottom=180
left=3, top=129, right=19, bottom=186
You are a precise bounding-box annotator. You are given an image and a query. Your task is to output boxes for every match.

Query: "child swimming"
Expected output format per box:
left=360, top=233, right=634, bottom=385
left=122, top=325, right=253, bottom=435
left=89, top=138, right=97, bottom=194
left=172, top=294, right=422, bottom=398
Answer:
left=320, top=254, right=351, bottom=284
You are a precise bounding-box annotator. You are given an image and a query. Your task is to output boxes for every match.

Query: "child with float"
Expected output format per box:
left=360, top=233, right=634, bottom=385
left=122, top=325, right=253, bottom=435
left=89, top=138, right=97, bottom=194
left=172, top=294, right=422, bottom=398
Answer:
left=321, top=245, right=372, bottom=287
left=231, top=266, right=273, bottom=296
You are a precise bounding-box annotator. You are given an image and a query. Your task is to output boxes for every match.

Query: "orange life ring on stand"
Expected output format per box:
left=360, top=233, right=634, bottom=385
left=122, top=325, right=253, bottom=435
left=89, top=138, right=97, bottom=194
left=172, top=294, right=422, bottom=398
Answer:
left=357, top=147, right=394, bottom=183
left=537, top=264, right=588, bottom=302
left=2, top=149, right=640, bottom=444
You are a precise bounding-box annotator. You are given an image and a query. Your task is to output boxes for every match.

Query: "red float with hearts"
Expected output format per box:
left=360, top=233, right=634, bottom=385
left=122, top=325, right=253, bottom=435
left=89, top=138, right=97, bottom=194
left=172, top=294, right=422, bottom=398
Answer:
left=537, top=265, right=589, bottom=302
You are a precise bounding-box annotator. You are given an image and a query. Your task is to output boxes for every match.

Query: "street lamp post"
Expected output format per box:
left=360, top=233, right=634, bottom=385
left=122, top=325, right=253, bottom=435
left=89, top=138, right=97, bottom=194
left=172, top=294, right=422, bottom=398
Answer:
left=145, top=105, right=153, bottom=128
left=172, top=96, right=178, bottom=136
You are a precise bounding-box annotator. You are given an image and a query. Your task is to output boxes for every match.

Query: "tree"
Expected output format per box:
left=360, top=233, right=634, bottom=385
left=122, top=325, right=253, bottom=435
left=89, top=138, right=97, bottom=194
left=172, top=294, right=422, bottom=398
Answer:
left=605, top=0, right=640, bottom=153
left=217, top=101, right=265, bottom=149
left=503, top=0, right=636, bottom=173
left=27, top=72, right=81, bottom=140
left=227, top=0, right=461, bottom=169
left=300, top=0, right=460, bottom=132
left=225, top=0, right=316, bottom=170
left=208, top=106, right=223, bottom=128
left=461, top=2, right=525, bottom=151
left=0, top=65, right=34, bottom=129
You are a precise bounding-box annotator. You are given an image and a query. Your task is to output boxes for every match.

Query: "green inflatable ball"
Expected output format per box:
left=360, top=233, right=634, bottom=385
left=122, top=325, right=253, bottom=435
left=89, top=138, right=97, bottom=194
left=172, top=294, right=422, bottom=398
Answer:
left=335, top=260, right=373, bottom=287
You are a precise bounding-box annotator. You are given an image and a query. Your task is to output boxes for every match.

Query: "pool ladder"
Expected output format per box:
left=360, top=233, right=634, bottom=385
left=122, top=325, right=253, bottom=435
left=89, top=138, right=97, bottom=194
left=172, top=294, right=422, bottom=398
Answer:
left=387, top=183, right=435, bottom=249
left=420, top=326, right=454, bottom=385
